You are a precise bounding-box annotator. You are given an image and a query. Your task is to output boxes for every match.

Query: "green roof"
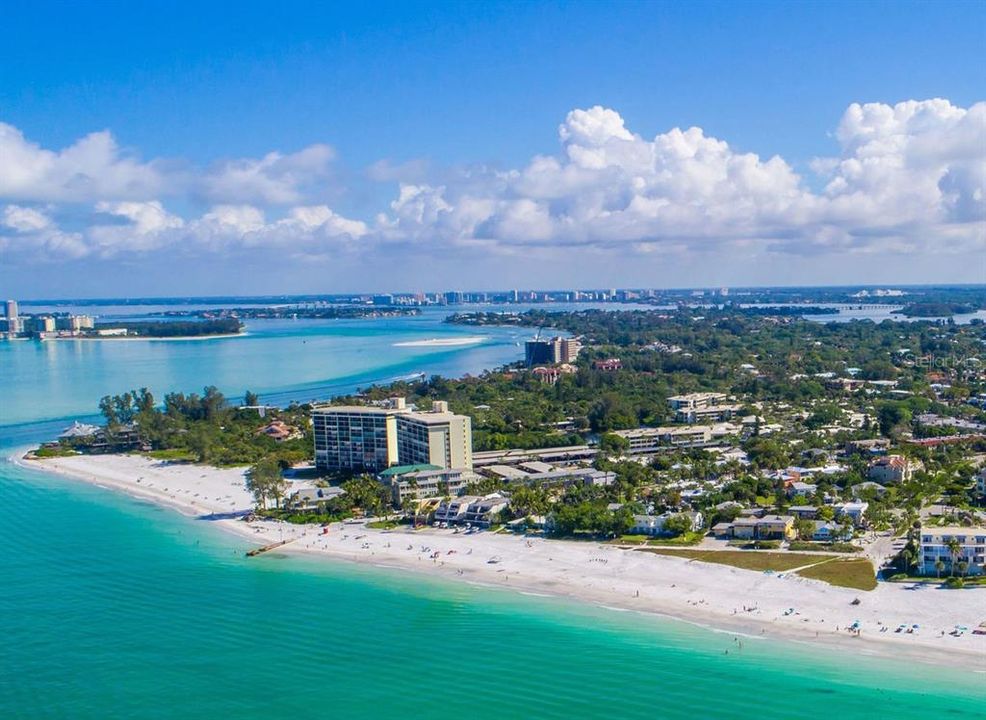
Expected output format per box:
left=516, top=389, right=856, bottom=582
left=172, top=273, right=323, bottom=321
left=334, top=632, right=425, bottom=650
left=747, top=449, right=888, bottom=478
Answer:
left=378, top=463, right=442, bottom=477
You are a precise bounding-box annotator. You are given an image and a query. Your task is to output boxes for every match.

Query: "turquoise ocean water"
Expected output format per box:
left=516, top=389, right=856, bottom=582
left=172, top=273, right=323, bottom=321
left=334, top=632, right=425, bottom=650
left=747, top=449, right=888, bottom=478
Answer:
left=1, top=306, right=983, bottom=719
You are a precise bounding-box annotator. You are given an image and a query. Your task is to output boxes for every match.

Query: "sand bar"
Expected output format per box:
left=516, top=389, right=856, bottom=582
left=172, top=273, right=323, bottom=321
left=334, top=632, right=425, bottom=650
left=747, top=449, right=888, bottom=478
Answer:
left=393, top=336, right=487, bottom=347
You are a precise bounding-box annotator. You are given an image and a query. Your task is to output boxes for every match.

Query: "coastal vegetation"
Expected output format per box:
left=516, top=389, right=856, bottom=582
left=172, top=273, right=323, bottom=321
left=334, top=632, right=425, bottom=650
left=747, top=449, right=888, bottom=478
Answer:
left=95, top=318, right=243, bottom=337
left=796, top=558, right=878, bottom=591
left=893, top=302, right=976, bottom=318
left=32, top=445, right=79, bottom=458
left=642, top=548, right=877, bottom=590
left=642, top=548, right=833, bottom=572
left=93, top=387, right=313, bottom=467
left=155, top=306, right=420, bottom=320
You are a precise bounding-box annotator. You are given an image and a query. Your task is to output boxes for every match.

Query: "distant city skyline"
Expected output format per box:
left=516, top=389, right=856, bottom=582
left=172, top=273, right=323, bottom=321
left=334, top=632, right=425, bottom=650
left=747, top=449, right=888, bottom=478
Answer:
left=1, top=1, right=984, bottom=297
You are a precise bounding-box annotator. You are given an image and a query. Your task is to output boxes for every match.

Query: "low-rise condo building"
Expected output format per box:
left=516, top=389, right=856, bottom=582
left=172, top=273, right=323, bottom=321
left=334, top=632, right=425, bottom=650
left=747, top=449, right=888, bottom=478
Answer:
left=462, top=494, right=510, bottom=527
left=434, top=495, right=481, bottom=525
left=667, top=392, right=729, bottom=411
left=285, top=485, right=347, bottom=512
left=379, top=464, right=475, bottom=504
left=918, top=526, right=986, bottom=576
left=612, top=425, right=714, bottom=453
left=674, top=403, right=741, bottom=424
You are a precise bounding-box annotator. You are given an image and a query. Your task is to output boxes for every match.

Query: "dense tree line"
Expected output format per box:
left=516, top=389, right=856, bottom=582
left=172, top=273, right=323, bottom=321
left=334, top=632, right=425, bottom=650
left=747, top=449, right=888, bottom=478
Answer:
left=95, top=318, right=243, bottom=337
left=96, top=387, right=313, bottom=467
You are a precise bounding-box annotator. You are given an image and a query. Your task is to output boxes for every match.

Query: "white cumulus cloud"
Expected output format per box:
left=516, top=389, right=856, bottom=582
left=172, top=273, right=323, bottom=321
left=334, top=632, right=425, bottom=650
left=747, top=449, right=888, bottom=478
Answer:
left=201, top=144, right=337, bottom=204
left=1, top=98, right=982, bottom=269
left=0, top=124, right=169, bottom=202
left=1, top=204, right=88, bottom=258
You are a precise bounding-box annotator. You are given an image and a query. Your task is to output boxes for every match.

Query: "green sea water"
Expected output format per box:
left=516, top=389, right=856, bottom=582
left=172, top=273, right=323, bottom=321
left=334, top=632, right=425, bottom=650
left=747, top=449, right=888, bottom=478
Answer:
left=1, top=307, right=984, bottom=719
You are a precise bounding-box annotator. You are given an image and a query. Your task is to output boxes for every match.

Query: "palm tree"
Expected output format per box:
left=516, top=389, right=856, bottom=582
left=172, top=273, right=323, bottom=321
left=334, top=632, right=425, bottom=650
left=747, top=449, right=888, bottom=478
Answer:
left=899, top=548, right=915, bottom=573
left=934, top=558, right=945, bottom=579
left=957, top=560, right=969, bottom=578
left=944, top=537, right=962, bottom=577
left=401, top=496, right=418, bottom=525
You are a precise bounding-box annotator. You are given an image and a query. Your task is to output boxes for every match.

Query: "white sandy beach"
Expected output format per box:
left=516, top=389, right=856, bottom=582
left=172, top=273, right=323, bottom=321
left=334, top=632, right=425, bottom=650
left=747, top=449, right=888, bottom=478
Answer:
left=20, top=452, right=986, bottom=671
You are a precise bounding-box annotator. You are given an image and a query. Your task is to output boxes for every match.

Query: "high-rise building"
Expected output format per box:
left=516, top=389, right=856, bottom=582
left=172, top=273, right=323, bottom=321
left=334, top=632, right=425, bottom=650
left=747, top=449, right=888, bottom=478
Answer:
left=558, top=337, right=581, bottom=363
left=312, top=402, right=403, bottom=472
left=525, top=336, right=581, bottom=366
left=4, top=300, right=21, bottom=335
left=55, top=315, right=95, bottom=333
left=396, top=401, right=472, bottom=470
left=525, top=340, right=554, bottom=366
left=29, top=316, right=56, bottom=333
left=312, top=398, right=472, bottom=472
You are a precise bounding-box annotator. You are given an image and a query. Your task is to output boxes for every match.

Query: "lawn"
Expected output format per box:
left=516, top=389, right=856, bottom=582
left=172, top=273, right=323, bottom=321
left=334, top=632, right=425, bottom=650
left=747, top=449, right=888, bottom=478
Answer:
left=366, top=520, right=400, bottom=530
left=796, top=558, right=877, bottom=591
left=646, top=531, right=706, bottom=547
left=615, top=532, right=705, bottom=547
left=640, top=548, right=879, bottom=591
left=639, top=549, right=832, bottom=573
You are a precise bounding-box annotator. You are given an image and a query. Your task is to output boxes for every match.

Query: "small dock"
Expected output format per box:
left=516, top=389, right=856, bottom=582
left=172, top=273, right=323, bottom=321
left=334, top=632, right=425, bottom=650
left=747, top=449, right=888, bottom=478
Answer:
left=246, top=539, right=292, bottom=557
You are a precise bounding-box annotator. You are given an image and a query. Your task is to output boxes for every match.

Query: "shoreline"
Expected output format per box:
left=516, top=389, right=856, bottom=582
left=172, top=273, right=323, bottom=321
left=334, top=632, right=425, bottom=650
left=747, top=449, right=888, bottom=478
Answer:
left=43, top=332, right=247, bottom=342
left=15, top=452, right=986, bottom=674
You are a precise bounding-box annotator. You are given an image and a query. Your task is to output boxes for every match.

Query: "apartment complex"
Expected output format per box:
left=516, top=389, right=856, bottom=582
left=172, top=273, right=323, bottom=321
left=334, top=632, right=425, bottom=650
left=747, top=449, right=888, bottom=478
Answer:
left=613, top=425, right=714, bottom=453
left=434, top=493, right=510, bottom=527
left=379, top=465, right=474, bottom=504
left=396, top=401, right=472, bottom=469
left=525, top=336, right=581, bottom=366
left=918, top=526, right=986, bottom=576
left=667, top=392, right=729, bottom=411
left=667, top=393, right=738, bottom=423
left=312, top=398, right=472, bottom=473
left=2, top=300, right=97, bottom=338
left=312, top=402, right=403, bottom=472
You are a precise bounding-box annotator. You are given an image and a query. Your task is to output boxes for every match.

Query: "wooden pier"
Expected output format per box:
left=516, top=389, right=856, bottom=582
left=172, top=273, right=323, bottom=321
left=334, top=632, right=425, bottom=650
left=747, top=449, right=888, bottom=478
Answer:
left=246, top=539, right=292, bottom=557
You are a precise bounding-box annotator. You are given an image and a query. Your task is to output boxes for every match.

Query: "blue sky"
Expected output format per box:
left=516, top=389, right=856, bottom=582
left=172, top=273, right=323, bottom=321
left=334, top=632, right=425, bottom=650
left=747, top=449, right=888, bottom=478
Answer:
left=1, top=1, right=984, bottom=297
